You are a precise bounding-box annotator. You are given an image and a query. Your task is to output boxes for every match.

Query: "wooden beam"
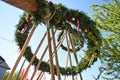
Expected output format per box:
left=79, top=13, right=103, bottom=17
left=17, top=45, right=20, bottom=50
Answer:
left=2, top=0, right=38, bottom=12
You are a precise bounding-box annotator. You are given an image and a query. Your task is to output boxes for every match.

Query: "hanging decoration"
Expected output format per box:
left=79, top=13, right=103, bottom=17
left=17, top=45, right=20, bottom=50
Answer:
left=70, top=17, right=76, bottom=22
left=18, top=15, right=31, bottom=34
left=16, top=43, right=21, bottom=52
left=77, top=20, right=80, bottom=31
left=85, top=28, right=90, bottom=33
left=15, top=0, right=101, bottom=76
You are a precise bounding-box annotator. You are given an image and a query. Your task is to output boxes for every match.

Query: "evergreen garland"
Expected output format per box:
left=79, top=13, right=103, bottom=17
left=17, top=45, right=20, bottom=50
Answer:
left=57, top=29, right=84, bottom=53
left=15, top=0, right=101, bottom=75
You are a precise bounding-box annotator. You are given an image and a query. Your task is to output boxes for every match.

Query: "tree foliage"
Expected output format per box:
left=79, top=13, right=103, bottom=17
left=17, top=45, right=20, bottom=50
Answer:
left=92, top=0, right=120, bottom=79
left=2, top=71, right=20, bottom=80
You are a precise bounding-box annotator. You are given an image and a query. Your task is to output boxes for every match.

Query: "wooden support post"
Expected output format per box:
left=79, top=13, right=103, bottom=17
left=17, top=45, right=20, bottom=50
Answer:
left=37, top=71, right=43, bottom=80
left=37, top=72, right=44, bottom=80
left=32, top=31, right=56, bottom=80
left=52, top=29, right=61, bottom=80
left=37, top=31, right=65, bottom=80
left=64, top=53, right=69, bottom=80
left=30, top=45, right=48, bottom=80
left=66, top=34, right=74, bottom=80
left=6, top=24, right=36, bottom=80
left=46, top=20, right=55, bottom=80
left=69, top=34, right=83, bottom=80
left=22, top=31, right=47, bottom=80
left=16, top=58, right=26, bottom=80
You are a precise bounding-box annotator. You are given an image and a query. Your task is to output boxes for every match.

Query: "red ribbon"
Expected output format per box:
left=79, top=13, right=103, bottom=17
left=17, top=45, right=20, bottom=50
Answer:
left=20, top=26, right=27, bottom=34
left=77, top=20, right=80, bottom=30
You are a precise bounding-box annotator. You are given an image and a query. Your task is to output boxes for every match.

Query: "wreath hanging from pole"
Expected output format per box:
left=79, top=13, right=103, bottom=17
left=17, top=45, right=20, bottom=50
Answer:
left=15, top=0, right=101, bottom=75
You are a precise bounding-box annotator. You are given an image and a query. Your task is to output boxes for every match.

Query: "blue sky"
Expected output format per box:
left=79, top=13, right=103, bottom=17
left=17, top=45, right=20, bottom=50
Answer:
left=0, top=0, right=105, bottom=80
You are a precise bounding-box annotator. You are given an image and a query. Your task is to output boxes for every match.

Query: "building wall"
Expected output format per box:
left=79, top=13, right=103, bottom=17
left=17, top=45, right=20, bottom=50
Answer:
left=0, top=67, right=6, bottom=80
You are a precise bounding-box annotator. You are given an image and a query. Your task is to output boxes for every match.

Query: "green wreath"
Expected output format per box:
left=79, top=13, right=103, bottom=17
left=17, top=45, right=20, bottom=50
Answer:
left=15, top=0, right=101, bottom=75
left=57, top=28, right=84, bottom=53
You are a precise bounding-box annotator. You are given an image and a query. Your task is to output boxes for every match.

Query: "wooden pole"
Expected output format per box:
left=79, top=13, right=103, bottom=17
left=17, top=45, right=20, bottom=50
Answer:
left=66, top=34, right=74, bottom=80
left=64, top=32, right=69, bottom=80
left=30, top=44, right=48, bottom=80
left=21, top=31, right=47, bottom=80
left=16, top=58, right=26, bottom=80
left=64, top=52, right=69, bottom=80
left=46, top=20, right=55, bottom=80
left=37, top=71, right=43, bottom=80
left=7, top=24, right=36, bottom=80
left=37, top=72, right=44, bottom=80
left=52, top=29, right=61, bottom=80
left=37, top=32, right=65, bottom=80
left=69, top=34, right=83, bottom=80
left=31, top=31, right=56, bottom=80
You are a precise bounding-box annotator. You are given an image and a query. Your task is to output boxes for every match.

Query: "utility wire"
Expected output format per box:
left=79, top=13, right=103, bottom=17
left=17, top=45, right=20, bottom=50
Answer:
left=0, top=36, right=15, bottom=44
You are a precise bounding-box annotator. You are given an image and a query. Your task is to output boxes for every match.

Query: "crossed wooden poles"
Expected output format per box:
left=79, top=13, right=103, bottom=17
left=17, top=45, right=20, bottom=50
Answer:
left=2, top=0, right=83, bottom=80
left=6, top=22, right=83, bottom=80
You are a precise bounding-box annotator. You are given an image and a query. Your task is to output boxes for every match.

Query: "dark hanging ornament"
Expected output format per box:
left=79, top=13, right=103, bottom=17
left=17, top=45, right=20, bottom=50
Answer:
left=85, top=28, right=90, bottom=33
left=48, top=1, right=54, bottom=6
left=26, top=17, right=31, bottom=24
left=17, top=43, right=20, bottom=47
left=70, top=17, right=75, bottom=22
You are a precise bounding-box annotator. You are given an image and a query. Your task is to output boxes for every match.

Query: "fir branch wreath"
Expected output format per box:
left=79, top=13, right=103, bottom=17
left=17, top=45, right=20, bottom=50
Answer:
left=57, top=28, right=84, bottom=53
left=15, top=0, right=101, bottom=75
